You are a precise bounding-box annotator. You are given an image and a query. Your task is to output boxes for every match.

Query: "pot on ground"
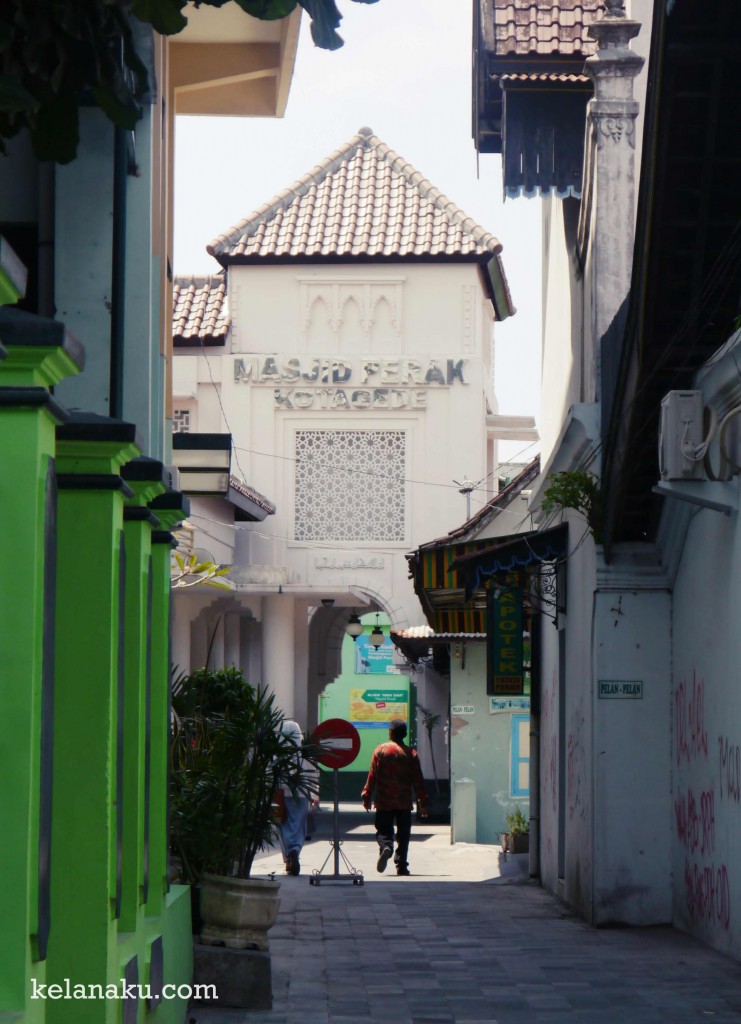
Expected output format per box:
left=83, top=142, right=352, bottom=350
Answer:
left=502, top=832, right=529, bottom=855
left=200, top=874, right=281, bottom=951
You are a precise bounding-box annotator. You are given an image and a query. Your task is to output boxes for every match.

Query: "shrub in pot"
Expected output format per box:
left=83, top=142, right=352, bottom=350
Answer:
left=170, top=667, right=318, bottom=949
left=502, top=806, right=529, bottom=855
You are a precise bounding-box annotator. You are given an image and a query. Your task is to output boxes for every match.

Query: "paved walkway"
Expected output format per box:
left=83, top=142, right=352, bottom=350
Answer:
left=189, top=807, right=741, bottom=1024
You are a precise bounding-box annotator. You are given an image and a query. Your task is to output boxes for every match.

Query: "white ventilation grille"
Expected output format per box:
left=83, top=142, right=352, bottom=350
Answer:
left=173, top=408, right=191, bottom=434
left=294, top=429, right=405, bottom=542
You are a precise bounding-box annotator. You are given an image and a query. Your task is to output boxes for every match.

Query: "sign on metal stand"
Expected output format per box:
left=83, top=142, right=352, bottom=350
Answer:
left=309, top=718, right=363, bottom=886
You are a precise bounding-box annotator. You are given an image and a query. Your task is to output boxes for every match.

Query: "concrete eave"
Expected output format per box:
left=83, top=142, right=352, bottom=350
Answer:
left=529, top=402, right=600, bottom=512
left=171, top=6, right=300, bottom=117
left=486, top=413, right=539, bottom=443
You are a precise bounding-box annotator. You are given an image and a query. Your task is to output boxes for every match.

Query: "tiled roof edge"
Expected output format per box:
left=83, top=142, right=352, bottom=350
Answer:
left=207, top=126, right=504, bottom=260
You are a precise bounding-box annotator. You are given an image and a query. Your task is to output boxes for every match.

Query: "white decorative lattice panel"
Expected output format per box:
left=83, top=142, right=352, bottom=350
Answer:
left=295, top=430, right=405, bottom=541
left=173, top=409, right=191, bottom=433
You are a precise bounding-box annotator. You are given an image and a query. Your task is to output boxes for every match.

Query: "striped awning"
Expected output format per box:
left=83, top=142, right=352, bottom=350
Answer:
left=409, top=525, right=568, bottom=634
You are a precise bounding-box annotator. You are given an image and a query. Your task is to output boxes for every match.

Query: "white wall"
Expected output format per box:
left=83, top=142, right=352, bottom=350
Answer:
left=672, top=507, right=741, bottom=957
left=172, top=259, right=504, bottom=723
left=175, top=261, right=495, bottom=629
left=450, top=644, right=527, bottom=845
left=593, top=585, right=672, bottom=924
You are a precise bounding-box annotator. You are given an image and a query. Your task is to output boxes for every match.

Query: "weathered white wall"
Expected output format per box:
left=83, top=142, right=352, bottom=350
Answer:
left=660, top=336, right=741, bottom=957
left=561, top=519, right=597, bottom=920
left=539, top=199, right=580, bottom=465
left=539, top=619, right=563, bottom=892
left=672, top=506, right=741, bottom=957
left=450, top=644, right=527, bottom=845
left=593, top=585, right=672, bottom=924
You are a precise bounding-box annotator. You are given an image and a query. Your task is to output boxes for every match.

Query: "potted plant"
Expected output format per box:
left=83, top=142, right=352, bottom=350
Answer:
left=170, top=667, right=317, bottom=950
left=502, top=806, right=529, bottom=854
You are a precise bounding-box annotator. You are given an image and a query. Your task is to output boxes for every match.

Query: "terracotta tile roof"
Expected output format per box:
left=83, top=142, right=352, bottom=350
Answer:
left=173, top=274, right=230, bottom=346
left=207, top=126, right=507, bottom=264
left=492, top=0, right=600, bottom=57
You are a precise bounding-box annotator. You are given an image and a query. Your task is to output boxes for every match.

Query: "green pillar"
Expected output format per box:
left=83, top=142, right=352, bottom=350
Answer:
left=117, top=458, right=167, bottom=932
left=47, top=415, right=140, bottom=1024
left=147, top=491, right=190, bottom=917
left=0, top=308, right=83, bottom=1019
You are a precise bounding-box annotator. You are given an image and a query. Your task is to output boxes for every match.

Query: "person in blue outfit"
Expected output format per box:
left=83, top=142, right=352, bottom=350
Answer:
left=278, top=720, right=319, bottom=876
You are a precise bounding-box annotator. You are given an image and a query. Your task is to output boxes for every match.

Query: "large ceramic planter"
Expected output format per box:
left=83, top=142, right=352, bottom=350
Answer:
left=200, top=874, right=281, bottom=951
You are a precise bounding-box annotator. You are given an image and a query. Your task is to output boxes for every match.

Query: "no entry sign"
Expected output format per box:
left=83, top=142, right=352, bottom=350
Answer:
left=312, top=718, right=361, bottom=769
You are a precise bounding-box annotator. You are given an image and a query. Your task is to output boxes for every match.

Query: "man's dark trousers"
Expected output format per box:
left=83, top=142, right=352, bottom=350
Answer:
left=375, top=809, right=412, bottom=869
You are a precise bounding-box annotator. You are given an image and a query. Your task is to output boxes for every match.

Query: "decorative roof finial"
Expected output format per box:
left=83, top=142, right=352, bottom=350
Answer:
left=603, top=0, right=626, bottom=17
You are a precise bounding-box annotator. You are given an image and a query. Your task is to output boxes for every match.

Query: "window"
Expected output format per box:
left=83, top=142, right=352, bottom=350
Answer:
left=511, top=713, right=530, bottom=797
left=173, top=409, right=191, bottom=433
left=294, top=429, right=405, bottom=542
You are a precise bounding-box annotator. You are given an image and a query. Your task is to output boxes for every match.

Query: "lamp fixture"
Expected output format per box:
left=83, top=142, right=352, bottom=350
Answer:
left=369, top=611, right=385, bottom=649
left=345, top=611, right=364, bottom=642
left=321, top=598, right=335, bottom=607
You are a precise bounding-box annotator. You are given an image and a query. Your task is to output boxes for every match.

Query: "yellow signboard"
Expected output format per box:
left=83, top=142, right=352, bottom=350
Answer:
left=349, top=688, right=408, bottom=729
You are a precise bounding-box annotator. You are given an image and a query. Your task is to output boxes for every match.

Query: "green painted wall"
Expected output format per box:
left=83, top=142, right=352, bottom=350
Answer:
left=318, top=615, right=412, bottom=798
left=0, top=337, right=81, bottom=1023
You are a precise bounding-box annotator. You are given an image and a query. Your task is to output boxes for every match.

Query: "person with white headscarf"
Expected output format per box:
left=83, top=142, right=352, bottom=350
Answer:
left=278, top=720, right=319, bottom=876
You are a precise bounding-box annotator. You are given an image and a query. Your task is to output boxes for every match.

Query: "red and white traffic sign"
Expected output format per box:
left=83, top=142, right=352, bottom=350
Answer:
left=311, top=718, right=361, bottom=769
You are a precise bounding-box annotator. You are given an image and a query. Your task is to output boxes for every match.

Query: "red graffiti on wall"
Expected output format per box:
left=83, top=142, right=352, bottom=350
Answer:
left=541, top=673, right=558, bottom=814
left=674, top=787, right=715, bottom=854
left=684, top=859, right=731, bottom=931
left=674, top=673, right=708, bottom=766
left=718, top=736, right=741, bottom=803
left=567, top=701, right=586, bottom=822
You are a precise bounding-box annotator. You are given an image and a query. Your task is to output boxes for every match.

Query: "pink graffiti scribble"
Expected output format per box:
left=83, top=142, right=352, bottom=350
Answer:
left=684, top=859, right=730, bottom=931
left=718, top=737, right=741, bottom=803
left=675, top=788, right=715, bottom=854
left=674, top=673, right=708, bottom=766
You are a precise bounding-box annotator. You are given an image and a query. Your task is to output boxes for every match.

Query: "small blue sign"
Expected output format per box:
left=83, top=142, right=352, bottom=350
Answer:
left=354, top=634, right=397, bottom=675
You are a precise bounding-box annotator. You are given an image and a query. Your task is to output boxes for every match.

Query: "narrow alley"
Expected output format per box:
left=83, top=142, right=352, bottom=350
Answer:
left=190, top=810, right=741, bottom=1024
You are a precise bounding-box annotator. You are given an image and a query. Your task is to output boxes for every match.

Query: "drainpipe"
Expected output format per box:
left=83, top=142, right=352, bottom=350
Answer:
left=37, top=162, right=55, bottom=318
left=529, top=614, right=542, bottom=878
left=109, top=126, right=128, bottom=420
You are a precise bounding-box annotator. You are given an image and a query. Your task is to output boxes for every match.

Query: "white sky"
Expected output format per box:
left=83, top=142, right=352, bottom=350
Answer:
left=173, top=0, right=542, bottom=464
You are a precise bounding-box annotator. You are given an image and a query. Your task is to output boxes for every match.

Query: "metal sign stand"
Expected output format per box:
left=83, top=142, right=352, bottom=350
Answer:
left=309, top=768, right=363, bottom=886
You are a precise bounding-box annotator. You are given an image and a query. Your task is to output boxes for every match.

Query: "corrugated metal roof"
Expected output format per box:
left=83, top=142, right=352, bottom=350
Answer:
left=173, top=274, right=230, bottom=346
left=498, top=72, right=591, bottom=84
left=208, top=126, right=508, bottom=265
left=392, top=628, right=486, bottom=641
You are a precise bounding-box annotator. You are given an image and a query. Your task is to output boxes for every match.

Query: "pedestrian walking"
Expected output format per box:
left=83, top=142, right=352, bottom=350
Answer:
left=277, top=720, right=319, bottom=876
left=361, top=719, right=428, bottom=875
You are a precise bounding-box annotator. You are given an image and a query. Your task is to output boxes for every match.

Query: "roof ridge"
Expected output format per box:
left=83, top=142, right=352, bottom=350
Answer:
left=207, top=128, right=372, bottom=257
left=207, top=126, right=503, bottom=258
left=173, top=271, right=226, bottom=286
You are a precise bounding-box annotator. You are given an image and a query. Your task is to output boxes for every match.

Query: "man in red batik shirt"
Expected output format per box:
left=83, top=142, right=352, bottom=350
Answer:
left=361, top=719, right=428, bottom=875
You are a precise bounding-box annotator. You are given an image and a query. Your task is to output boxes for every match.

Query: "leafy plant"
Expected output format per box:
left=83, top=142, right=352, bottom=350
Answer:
left=171, top=552, right=232, bottom=590
left=416, top=702, right=442, bottom=796
left=170, top=667, right=319, bottom=881
left=505, top=806, right=529, bottom=837
left=0, top=0, right=380, bottom=163
left=541, top=469, right=603, bottom=543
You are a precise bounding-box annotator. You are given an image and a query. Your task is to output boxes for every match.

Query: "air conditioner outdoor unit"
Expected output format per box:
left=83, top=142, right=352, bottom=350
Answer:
left=658, top=390, right=704, bottom=481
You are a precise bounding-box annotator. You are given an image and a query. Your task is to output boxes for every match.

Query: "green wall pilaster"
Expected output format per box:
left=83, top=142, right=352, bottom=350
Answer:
left=118, top=460, right=166, bottom=933
left=146, top=539, right=171, bottom=917
left=147, top=492, right=189, bottom=917
left=0, top=316, right=82, bottom=1023
left=46, top=421, right=140, bottom=1024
